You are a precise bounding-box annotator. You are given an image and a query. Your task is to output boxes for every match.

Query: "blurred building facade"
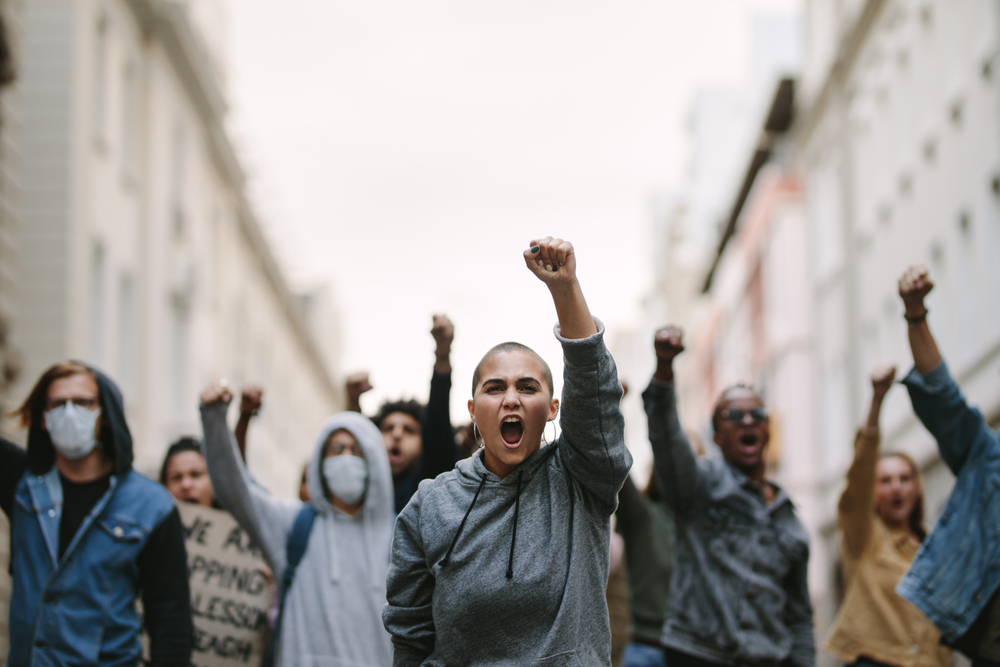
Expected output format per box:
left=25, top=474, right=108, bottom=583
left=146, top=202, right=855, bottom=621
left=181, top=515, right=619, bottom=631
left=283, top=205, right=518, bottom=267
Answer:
left=797, top=0, right=1000, bottom=649
left=632, top=0, right=1000, bottom=661
left=0, top=0, right=343, bottom=649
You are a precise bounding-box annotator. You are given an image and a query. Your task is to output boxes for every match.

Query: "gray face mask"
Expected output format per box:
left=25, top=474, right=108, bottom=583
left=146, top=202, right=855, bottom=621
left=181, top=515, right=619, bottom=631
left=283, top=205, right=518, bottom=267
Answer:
left=44, top=402, right=101, bottom=460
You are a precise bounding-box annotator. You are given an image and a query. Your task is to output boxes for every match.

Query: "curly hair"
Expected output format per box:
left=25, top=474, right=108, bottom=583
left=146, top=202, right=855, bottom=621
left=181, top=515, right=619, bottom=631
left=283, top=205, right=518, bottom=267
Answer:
left=372, top=399, right=424, bottom=429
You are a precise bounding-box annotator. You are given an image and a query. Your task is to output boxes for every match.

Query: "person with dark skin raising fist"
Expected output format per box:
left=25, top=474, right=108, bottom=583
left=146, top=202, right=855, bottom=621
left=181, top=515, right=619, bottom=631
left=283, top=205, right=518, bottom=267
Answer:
left=347, top=314, right=460, bottom=513
left=825, top=364, right=950, bottom=667
left=383, top=237, right=631, bottom=667
left=644, top=326, right=813, bottom=667
left=893, top=266, right=1000, bottom=667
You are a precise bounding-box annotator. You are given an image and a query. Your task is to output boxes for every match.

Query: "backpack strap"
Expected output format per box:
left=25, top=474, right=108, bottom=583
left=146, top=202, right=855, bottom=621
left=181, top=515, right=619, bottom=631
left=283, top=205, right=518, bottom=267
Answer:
left=262, top=504, right=318, bottom=667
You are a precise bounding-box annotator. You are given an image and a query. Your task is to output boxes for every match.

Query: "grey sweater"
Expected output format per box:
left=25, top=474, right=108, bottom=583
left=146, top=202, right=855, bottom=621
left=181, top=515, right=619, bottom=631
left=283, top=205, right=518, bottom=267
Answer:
left=382, top=322, right=632, bottom=667
left=201, top=406, right=395, bottom=667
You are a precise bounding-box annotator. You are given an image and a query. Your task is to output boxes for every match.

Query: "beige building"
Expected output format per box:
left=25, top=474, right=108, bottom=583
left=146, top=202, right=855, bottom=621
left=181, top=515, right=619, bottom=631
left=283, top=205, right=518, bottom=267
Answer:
left=0, top=0, right=343, bottom=650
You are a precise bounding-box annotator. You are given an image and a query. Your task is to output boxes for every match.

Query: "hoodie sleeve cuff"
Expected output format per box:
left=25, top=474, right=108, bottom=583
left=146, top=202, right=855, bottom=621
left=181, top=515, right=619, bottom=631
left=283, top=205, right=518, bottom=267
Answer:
left=901, top=361, right=951, bottom=394
left=553, top=317, right=606, bottom=366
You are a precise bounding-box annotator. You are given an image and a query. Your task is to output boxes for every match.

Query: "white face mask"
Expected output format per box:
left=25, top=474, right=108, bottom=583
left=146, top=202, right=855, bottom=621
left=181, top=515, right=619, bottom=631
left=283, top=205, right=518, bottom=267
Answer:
left=44, top=402, right=101, bottom=460
left=322, top=455, right=368, bottom=505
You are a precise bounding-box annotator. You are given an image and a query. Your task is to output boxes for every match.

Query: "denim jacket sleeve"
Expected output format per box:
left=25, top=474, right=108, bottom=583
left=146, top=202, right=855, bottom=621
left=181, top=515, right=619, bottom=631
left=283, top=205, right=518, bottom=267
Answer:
left=902, top=361, right=999, bottom=475
left=643, top=378, right=706, bottom=515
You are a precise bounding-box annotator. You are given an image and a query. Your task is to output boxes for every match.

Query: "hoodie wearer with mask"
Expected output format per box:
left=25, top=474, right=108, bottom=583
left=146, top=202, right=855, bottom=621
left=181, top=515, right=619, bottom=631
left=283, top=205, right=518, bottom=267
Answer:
left=1, top=360, right=193, bottom=666
left=200, top=394, right=395, bottom=667
left=383, top=237, right=632, bottom=667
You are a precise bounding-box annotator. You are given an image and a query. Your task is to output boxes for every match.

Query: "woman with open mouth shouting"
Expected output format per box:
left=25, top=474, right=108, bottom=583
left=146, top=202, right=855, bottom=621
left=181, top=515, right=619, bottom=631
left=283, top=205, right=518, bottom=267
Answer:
left=824, top=364, right=950, bottom=667
left=382, top=237, right=632, bottom=667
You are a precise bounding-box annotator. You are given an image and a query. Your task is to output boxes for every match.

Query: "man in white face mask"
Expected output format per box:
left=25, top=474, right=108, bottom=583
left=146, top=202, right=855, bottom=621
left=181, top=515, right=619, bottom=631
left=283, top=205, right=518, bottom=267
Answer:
left=1, top=361, right=193, bottom=666
left=199, top=382, right=394, bottom=667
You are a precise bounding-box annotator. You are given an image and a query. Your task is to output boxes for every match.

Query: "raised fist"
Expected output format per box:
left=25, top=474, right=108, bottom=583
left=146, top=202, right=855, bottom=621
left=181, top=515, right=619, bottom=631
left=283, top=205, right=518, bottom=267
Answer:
left=523, top=237, right=577, bottom=286
left=654, top=326, right=685, bottom=363
left=898, top=265, right=934, bottom=316
left=346, top=372, right=373, bottom=401
left=201, top=381, right=233, bottom=406
left=431, top=315, right=454, bottom=353
left=870, top=364, right=897, bottom=397
left=240, top=385, right=264, bottom=416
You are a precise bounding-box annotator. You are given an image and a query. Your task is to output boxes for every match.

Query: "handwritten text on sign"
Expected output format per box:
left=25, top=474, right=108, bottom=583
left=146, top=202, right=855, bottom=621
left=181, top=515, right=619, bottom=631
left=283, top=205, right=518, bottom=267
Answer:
left=177, top=502, right=272, bottom=667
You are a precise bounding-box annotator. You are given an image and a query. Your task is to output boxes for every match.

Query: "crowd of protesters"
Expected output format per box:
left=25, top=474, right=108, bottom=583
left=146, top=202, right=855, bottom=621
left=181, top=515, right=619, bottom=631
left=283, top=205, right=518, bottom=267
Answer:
left=1, top=248, right=998, bottom=667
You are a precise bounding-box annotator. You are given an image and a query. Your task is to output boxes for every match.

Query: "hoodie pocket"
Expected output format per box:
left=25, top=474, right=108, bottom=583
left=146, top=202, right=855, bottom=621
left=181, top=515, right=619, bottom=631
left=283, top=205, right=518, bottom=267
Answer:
left=533, top=650, right=583, bottom=667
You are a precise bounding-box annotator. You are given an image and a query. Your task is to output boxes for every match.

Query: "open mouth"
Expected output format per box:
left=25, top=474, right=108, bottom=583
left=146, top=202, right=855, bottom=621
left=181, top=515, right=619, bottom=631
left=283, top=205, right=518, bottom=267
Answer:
left=739, top=432, right=759, bottom=449
left=500, top=416, right=524, bottom=447
left=387, top=446, right=402, bottom=463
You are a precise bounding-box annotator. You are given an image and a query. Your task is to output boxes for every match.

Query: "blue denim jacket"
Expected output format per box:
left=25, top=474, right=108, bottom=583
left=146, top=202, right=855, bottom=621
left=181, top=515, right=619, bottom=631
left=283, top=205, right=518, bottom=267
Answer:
left=8, top=467, right=176, bottom=666
left=896, top=362, right=1000, bottom=642
left=644, top=379, right=814, bottom=667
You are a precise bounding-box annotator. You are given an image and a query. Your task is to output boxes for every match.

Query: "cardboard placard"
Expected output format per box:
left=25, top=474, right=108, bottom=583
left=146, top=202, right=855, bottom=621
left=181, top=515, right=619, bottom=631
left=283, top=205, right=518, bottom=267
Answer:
left=177, top=502, right=272, bottom=667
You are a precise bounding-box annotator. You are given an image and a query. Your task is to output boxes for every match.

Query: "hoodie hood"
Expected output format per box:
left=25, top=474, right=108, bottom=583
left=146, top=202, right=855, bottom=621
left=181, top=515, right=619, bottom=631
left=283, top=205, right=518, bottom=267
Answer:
left=305, top=411, right=394, bottom=590
left=306, top=411, right=393, bottom=521
left=27, top=363, right=133, bottom=476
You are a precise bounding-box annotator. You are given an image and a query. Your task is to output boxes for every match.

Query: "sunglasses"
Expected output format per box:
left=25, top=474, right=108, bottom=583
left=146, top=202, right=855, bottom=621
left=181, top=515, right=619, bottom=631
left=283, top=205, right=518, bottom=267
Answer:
left=720, top=407, right=768, bottom=424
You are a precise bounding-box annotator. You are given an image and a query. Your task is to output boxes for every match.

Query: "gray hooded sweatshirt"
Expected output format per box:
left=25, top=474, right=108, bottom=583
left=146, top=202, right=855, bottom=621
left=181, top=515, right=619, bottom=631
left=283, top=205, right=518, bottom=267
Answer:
left=382, top=322, right=631, bottom=667
left=200, top=406, right=395, bottom=667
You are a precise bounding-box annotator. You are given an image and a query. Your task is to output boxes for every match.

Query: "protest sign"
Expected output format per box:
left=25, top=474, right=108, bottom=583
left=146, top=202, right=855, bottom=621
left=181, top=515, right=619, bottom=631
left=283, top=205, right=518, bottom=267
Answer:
left=177, top=502, right=272, bottom=667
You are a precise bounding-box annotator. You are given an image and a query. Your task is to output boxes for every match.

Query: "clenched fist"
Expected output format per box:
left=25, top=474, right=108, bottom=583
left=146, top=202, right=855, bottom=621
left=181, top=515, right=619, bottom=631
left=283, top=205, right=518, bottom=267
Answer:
left=201, top=382, right=233, bottom=406
left=870, top=364, right=896, bottom=397
left=898, top=265, right=933, bottom=318
left=654, top=326, right=685, bottom=363
left=523, top=237, right=577, bottom=286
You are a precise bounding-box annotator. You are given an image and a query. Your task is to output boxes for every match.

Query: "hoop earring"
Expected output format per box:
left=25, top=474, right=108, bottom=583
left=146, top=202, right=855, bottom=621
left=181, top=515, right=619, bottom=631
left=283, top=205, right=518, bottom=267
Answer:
left=473, top=422, right=483, bottom=448
left=542, top=419, right=557, bottom=445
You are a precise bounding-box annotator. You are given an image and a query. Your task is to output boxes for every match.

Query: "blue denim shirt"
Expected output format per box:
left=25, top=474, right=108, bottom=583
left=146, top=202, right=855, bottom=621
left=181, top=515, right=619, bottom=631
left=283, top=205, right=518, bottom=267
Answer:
left=8, top=467, right=176, bottom=666
left=896, top=362, right=1000, bottom=642
left=644, top=379, right=814, bottom=667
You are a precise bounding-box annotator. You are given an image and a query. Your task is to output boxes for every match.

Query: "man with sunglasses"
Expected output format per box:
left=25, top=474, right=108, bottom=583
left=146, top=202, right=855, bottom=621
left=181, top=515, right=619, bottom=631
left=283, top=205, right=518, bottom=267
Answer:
left=643, top=326, right=813, bottom=667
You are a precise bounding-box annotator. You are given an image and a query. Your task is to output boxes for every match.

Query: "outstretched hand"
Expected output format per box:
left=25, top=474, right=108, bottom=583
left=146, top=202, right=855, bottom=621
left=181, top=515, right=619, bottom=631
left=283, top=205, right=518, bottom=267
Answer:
left=201, top=382, right=233, bottom=406
left=523, top=237, right=577, bottom=287
left=898, top=265, right=933, bottom=316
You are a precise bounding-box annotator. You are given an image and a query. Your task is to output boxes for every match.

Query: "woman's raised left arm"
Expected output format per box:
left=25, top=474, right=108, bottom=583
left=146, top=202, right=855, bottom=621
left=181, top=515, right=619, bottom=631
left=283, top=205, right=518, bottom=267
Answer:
left=524, top=238, right=630, bottom=513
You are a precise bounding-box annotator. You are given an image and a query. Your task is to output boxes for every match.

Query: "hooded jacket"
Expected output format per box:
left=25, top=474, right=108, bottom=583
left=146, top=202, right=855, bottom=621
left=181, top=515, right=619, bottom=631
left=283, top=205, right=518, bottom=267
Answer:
left=200, top=404, right=395, bottom=667
left=4, top=363, right=192, bottom=667
left=382, top=322, right=631, bottom=667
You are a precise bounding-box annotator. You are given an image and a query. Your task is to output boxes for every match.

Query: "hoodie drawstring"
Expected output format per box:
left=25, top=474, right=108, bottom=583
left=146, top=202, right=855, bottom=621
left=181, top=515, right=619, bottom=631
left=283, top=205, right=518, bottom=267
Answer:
left=439, top=473, right=488, bottom=568
left=506, top=470, right=523, bottom=580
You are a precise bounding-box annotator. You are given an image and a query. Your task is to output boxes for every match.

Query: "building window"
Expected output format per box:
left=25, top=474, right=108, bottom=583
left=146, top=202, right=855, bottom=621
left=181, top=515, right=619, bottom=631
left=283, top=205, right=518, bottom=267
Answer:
left=171, top=123, right=186, bottom=236
left=90, top=243, right=106, bottom=366
left=120, top=59, right=139, bottom=180
left=118, top=273, right=135, bottom=397
left=93, top=14, right=109, bottom=145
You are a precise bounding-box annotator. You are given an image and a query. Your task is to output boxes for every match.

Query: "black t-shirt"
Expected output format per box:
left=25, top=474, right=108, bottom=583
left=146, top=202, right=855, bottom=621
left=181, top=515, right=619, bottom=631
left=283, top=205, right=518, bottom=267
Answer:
left=59, top=473, right=111, bottom=558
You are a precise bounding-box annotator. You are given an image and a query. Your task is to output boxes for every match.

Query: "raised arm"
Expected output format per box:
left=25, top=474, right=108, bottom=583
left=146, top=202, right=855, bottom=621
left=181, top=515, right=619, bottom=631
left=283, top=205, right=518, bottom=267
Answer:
left=199, top=383, right=299, bottom=575
left=644, top=327, right=703, bottom=514
left=420, top=315, right=459, bottom=480
left=897, top=267, right=998, bottom=473
left=233, top=385, right=263, bottom=462
left=839, top=366, right=895, bottom=558
left=382, top=497, right=435, bottom=667
left=525, top=238, right=629, bottom=513
left=0, top=436, right=27, bottom=520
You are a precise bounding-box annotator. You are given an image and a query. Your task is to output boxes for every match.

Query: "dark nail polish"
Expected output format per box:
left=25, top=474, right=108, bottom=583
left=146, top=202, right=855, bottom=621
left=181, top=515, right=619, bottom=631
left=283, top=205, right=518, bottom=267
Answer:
left=531, top=245, right=540, bottom=253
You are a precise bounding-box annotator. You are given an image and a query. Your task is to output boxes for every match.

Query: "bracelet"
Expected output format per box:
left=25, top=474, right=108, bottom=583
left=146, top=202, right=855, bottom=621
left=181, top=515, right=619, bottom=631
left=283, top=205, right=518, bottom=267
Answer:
left=904, top=308, right=928, bottom=324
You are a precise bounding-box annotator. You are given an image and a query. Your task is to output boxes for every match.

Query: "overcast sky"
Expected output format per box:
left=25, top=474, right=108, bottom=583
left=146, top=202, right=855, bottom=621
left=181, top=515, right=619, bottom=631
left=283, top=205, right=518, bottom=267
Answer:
left=224, top=0, right=798, bottom=419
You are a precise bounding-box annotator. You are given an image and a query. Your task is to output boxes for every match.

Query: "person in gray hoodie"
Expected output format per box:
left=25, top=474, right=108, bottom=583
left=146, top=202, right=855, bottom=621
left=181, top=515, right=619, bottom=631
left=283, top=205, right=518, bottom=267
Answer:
left=199, top=389, right=395, bottom=667
left=382, top=236, right=632, bottom=667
